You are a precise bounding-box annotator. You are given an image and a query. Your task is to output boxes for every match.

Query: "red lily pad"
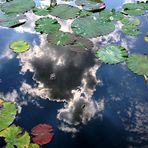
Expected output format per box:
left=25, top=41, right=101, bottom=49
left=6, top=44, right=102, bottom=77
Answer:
left=31, top=124, right=54, bottom=145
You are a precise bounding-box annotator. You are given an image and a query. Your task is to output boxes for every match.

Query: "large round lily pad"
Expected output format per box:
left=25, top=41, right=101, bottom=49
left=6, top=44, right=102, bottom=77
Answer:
left=96, top=45, right=128, bottom=64
left=47, top=31, right=94, bottom=52
left=35, top=17, right=61, bottom=34
left=0, top=99, right=17, bottom=131
left=127, top=54, right=148, bottom=76
left=0, top=0, right=35, bottom=14
left=71, top=15, right=115, bottom=38
left=48, top=4, right=81, bottom=19
left=75, top=0, right=106, bottom=12
left=47, top=31, right=76, bottom=46
left=0, top=14, right=26, bottom=28
left=10, top=40, right=30, bottom=53
left=0, top=125, right=30, bottom=148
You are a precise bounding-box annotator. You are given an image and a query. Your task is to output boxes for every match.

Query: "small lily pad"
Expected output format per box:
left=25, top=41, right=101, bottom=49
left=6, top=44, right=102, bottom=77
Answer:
left=29, top=143, right=40, bottom=148
left=10, top=40, right=30, bottom=53
left=0, top=125, right=30, bottom=148
left=31, top=124, right=54, bottom=145
left=0, top=99, right=17, bottom=131
left=0, top=0, right=35, bottom=14
left=35, top=17, right=61, bottom=34
left=96, top=45, right=128, bottom=64
left=127, top=54, right=148, bottom=76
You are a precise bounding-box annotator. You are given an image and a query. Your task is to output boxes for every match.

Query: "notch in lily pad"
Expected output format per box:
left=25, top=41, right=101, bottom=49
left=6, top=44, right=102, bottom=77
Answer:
left=10, top=40, right=30, bottom=53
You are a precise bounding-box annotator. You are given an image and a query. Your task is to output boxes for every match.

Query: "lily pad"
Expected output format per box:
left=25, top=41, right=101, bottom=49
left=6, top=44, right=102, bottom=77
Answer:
left=75, top=0, right=106, bottom=12
left=35, top=17, right=61, bottom=34
left=0, top=125, right=30, bottom=148
left=122, top=25, right=141, bottom=36
left=10, top=40, right=30, bottom=53
left=96, top=45, right=128, bottom=64
left=47, top=31, right=76, bottom=46
left=127, top=54, right=148, bottom=76
left=47, top=31, right=94, bottom=52
left=0, top=14, right=26, bottom=28
left=71, top=15, right=115, bottom=38
left=31, top=124, right=54, bottom=145
left=48, top=4, right=81, bottom=19
left=0, top=0, right=35, bottom=14
left=123, top=3, right=145, bottom=16
left=33, top=7, right=49, bottom=16
left=0, top=99, right=17, bottom=131
left=144, top=34, right=148, bottom=42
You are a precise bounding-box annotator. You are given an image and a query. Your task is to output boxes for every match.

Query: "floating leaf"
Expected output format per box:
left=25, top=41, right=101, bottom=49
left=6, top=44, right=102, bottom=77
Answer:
left=71, top=15, right=115, bottom=37
left=10, top=40, right=30, bottom=53
left=47, top=31, right=76, bottom=46
left=48, top=4, right=81, bottom=19
left=96, top=45, right=128, bottom=64
left=0, top=125, right=30, bottom=148
left=35, top=17, right=61, bottom=34
left=0, top=14, right=26, bottom=28
left=123, top=3, right=145, bottom=16
left=127, top=54, right=148, bottom=76
left=33, top=7, right=49, bottom=16
left=0, top=0, right=35, bottom=14
left=75, top=0, right=106, bottom=12
left=144, top=34, right=148, bottom=42
left=31, top=124, right=54, bottom=145
left=122, top=25, right=141, bottom=36
left=0, top=100, right=17, bottom=131
left=47, top=31, right=93, bottom=52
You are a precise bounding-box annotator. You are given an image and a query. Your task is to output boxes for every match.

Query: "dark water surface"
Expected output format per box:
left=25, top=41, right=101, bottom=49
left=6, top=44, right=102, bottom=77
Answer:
left=0, top=0, right=148, bottom=148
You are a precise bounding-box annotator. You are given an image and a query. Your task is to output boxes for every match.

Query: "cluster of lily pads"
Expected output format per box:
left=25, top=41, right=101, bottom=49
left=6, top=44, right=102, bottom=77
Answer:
left=0, top=99, right=54, bottom=147
left=0, top=0, right=148, bottom=146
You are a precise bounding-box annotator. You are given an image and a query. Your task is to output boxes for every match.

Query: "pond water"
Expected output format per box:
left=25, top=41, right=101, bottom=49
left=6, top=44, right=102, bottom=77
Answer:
left=0, top=0, right=148, bottom=148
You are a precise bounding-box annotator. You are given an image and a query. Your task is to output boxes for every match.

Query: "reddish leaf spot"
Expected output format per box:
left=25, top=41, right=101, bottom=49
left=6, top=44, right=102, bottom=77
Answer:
left=31, top=124, right=54, bottom=145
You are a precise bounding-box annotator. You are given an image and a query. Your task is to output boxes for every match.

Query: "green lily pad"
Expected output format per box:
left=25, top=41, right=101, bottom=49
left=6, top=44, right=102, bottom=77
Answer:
left=123, top=3, right=145, bottom=16
left=144, top=34, right=148, bottom=42
left=0, top=0, right=35, bottom=14
left=75, top=0, right=105, bottom=12
left=48, top=4, right=81, bottom=19
left=0, top=14, right=26, bottom=28
left=122, top=25, right=141, bottom=36
left=47, top=31, right=94, bottom=52
left=96, top=45, right=128, bottom=64
left=47, top=31, right=76, bottom=46
left=29, top=143, right=40, bottom=148
left=35, top=17, right=61, bottom=34
left=0, top=99, right=17, bottom=131
left=10, top=40, right=30, bottom=53
left=33, top=7, right=49, bottom=16
left=71, top=15, right=115, bottom=38
left=127, top=54, right=148, bottom=76
left=0, top=125, right=30, bottom=148
left=99, top=9, right=124, bottom=21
